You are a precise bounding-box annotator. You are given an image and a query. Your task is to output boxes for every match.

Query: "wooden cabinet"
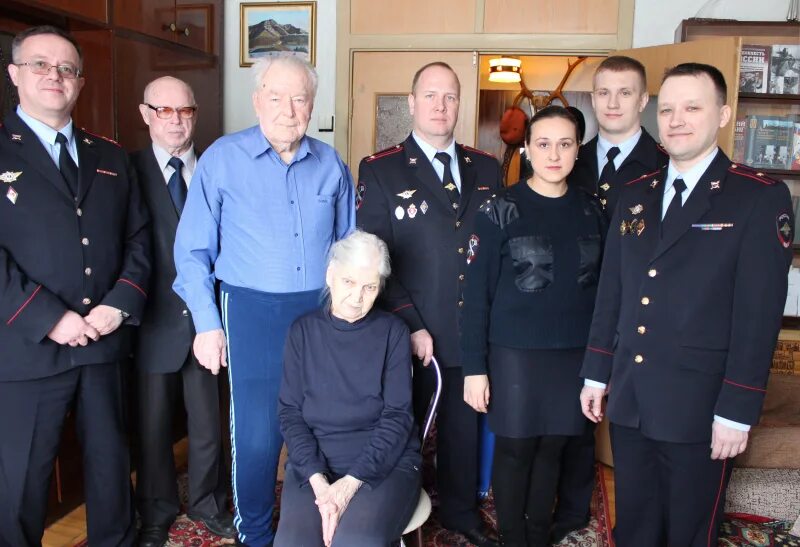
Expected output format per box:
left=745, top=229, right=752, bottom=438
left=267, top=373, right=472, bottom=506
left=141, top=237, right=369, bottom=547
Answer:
left=113, top=0, right=218, bottom=55
left=27, top=0, right=109, bottom=24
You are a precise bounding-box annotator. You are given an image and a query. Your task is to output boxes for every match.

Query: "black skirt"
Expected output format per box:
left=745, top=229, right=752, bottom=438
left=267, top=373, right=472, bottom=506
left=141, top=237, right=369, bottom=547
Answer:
left=487, top=344, right=588, bottom=438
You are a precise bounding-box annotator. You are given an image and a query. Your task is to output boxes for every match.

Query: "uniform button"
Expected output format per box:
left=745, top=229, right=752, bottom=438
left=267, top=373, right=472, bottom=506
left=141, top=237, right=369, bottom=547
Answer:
left=637, top=326, right=646, bottom=334
left=82, top=297, right=91, bottom=305
left=76, top=208, right=82, bottom=216
left=459, top=274, right=465, bottom=281
left=455, top=221, right=461, bottom=228
left=81, top=237, right=89, bottom=246
left=296, top=266, right=301, bottom=271
left=182, top=309, right=189, bottom=317
left=458, top=300, right=464, bottom=307
left=648, top=269, right=657, bottom=278
left=458, top=247, right=464, bottom=254
left=641, top=297, right=650, bottom=305
left=84, top=267, right=92, bottom=276
left=634, top=354, right=644, bottom=364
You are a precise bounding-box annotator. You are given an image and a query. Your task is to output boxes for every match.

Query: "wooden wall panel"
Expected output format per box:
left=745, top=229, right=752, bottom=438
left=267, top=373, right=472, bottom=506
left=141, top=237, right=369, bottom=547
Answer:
left=30, top=0, right=109, bottom=23
left=350, top=0, right=475, bottom=35
left=483, top=0, right=619, bottom=35
left=114, top=35, right=221, bottom=152
left=72, top=29, right=114, bottom=138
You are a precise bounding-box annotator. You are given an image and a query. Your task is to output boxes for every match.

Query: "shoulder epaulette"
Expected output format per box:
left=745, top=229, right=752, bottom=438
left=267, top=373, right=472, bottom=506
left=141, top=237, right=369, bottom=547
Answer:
left=365, top=144, right=403, bottom=162
left=624, top=169, right=660, bottom=186
left=81, top=128, right=121, bottom=147
left=460, top=144, right=496, bottom=159
left=728, top=163, right=777, bottom=186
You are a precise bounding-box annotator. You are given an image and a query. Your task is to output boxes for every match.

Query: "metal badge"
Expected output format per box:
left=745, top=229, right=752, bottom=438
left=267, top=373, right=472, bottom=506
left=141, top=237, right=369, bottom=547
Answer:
left=409, top=157, right=418, bottom=166
left=465, top=157, right=472, bottom=164
left=0, top=171, right=22, bottom=183
left=710, top=180, right=720, bottom=190
left=83, top=137, right=93, bottom=145
left=600, top=183, right=610, bottom=192
left=629, top=204, right=643, bottom=215
left=620, top=220, right=630, bottom=235
left=407, top=203, right=417, bottom=218
left=420, top=200, right=428, bottom=214
left=444, top=183, right=457, bottom=192
left=6, top=186, right=18, bottom=204
left=396, top=189, right=417, bottom=200
left=10, top=134, right=22, bottom=142
left=395, top=205, right=405, bottom=220
left=634, top=218, right=646, bottom=236
left=650, top=179, right=659, bottom=189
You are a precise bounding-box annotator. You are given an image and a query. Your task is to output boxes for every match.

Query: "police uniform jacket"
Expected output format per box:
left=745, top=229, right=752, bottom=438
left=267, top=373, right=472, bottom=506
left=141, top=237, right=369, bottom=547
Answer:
left=569, top=128, right=667, bottom=215
left=581, top=150, right=793, bottom=444
left=132, top=146, right=194, bottom=374
left=0, top=110, right=151, bottom=382
left=356, top=134, right=502, bottom=368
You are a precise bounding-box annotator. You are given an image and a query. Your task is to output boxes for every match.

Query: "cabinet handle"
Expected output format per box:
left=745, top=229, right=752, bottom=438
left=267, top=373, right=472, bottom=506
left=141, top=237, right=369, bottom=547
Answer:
left=163, top=22, right=177, bottom=32
left=182, top=27, right=190, bottom=37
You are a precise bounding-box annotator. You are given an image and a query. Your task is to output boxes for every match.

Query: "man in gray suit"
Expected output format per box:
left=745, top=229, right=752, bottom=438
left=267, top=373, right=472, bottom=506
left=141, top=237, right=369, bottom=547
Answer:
left=132, top=76, right=234, bottom=547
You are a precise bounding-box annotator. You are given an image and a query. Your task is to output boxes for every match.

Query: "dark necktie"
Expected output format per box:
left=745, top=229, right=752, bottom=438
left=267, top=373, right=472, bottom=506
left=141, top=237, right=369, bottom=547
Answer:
left=661, top=178, right=687, bottom=235
left=55, top=132, right=78, bottom=197
left=167, top=156, right=187, bottom=214
left=434, top=151, right=460, bottom=210
left=598, top=146, right=621, bottom=209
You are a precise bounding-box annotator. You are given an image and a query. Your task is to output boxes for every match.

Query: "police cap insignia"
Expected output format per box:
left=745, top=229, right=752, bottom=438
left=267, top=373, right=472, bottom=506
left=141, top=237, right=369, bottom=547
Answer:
left=777, top=212, right=793, bottom=249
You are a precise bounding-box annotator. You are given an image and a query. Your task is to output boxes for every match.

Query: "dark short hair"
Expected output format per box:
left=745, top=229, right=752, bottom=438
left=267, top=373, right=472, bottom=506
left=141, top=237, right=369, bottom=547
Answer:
left=525, top=105, right=580, bottom=144
left=662, top=62, right=727, bottom=105
left=565, top=106, right=586, bottom=143
left=11, top=25, right=83, bottom=70
left=594, top=55, right=647, bottom=91
left=411, top=62, right=460, bottom=95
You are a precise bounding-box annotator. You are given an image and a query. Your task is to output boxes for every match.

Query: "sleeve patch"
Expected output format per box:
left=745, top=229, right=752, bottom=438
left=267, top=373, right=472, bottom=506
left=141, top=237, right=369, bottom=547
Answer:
left=356, top=181, right=366, bottom=210
left=777, top=212, right=793, bottom=249
left=466, top=234, right=479, bottom=265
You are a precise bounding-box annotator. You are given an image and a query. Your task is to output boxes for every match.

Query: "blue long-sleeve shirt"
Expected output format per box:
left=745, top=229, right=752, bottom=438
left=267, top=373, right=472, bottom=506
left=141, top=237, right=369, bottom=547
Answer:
left=173, top=126, right=355, bottom=332
left=278, top=307, right=421, bottom=489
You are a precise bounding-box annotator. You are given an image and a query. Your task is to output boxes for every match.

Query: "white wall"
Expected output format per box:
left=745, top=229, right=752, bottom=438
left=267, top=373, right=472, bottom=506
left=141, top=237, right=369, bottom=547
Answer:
left=632, top=0, right=791, bottom=48
left=223, top=0, right=337, bottom=145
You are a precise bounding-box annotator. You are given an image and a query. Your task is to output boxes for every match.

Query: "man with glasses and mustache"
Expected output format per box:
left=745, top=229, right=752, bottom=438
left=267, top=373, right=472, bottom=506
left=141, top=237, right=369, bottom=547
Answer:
left=132, top=76, right=235, bottom=547
left=0, top=25, right=150, bottom=546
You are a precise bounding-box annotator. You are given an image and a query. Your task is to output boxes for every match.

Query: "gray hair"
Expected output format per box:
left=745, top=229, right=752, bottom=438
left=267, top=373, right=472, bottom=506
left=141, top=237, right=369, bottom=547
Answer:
left=322, top=230, right=391, bottom=305
left=251, top=54, right=318, bottom=98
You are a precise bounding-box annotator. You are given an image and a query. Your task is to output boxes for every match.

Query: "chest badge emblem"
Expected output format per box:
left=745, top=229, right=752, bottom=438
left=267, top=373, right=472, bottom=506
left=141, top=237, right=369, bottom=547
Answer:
left=397, top=189, right=417, bottom=200
left=620, top=220, right=630, bottom=235
left=395, top=206, right=405, bottom=220
left=420, top=200, right=429, bottom=214
left=0, top=171, right=22, bottom=183
left=629, top=204, right=643, bottom=215
left=407, top=203, right=418, bottom=218
left=6, top=186, right=18, bottom=204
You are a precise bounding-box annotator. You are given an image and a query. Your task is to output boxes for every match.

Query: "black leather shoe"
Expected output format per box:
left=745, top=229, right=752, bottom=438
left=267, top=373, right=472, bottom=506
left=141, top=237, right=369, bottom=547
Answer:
left=188, top=511, right=237, bottom=538
left=137, top=524, right=169, bottom=547
left=457, top=526, right=499, bottom=547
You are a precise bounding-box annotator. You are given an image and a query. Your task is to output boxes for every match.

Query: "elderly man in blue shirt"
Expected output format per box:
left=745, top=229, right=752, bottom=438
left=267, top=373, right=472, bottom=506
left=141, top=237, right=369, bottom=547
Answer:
left=173, top=54, right=355, bottom=547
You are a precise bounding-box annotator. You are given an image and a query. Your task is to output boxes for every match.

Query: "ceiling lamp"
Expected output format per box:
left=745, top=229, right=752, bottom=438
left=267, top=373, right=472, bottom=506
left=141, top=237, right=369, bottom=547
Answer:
left=489, top=57, right=522, bottom=83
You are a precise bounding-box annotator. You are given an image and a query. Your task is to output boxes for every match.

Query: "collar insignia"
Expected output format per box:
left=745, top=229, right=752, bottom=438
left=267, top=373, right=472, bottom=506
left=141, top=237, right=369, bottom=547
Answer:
left=10, top=134, right=22, bottom=142
left=710, top=180, right=720, bottom=190
left=409, top=157, right=418, bottom=166
left=83, top=137, right=93, bottom=145
left=465, top=156, right=472, bottom=164
left=650, top=179, right=659, bottom=189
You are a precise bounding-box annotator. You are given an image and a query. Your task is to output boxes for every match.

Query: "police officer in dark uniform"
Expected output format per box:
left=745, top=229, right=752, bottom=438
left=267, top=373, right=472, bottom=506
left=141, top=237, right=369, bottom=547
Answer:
left=357, top=61, right=502, bottom=547
left=580, top=63, right=793, bottom=547
left=555, top=55, right=668, bottom=541
left=0, top=26, right=150, bottom=546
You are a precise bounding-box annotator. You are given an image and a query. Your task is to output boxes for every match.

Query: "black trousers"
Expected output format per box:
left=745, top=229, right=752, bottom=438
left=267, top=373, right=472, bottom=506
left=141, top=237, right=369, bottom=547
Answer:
left=413, top=365, right=481, bottom=531
left=553, top=421, right=596, bottom=527
left=610, top=423, right=734, bottom=547
left=136, top=355, right=227, bottom=527
left=274, top=465, right=421, bottom=547
left=0, top=363, right=135, bottom=547
left=492, top=435, right=569, bottom=547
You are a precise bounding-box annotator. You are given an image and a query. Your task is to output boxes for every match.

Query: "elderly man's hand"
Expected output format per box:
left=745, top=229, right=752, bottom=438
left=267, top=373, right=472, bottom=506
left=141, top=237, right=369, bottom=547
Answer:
left=464, top=374, right=490, bottom=413
left=84, top=304, right=124, bottom=336
left=47, top=310, right=100, bottom=346
left=410, top=329, right=434, bottom=366
left=710, top=420, right=749, bottom=460
left=580, top=385, right=606, bottom=423
left=193, top=329, right=227, bottom=375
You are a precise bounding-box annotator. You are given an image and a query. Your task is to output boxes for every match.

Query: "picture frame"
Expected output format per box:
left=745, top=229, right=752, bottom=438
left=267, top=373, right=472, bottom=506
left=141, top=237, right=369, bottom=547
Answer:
left=240, top=2, right=316, bottom=67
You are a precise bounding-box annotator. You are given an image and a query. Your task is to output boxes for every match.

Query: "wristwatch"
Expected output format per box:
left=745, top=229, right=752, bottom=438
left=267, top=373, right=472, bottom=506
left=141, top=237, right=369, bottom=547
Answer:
left=118, top=309, right=130, bottom=319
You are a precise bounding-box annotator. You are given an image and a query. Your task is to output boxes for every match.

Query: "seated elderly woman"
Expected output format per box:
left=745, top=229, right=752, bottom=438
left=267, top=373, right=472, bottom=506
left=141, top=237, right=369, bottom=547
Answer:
left=275, top=230, right=422, bottom=547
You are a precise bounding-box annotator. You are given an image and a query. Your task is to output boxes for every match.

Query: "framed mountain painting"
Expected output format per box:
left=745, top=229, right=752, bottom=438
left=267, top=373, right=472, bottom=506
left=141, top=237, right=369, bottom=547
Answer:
left=240, top=2, right=316, bottom=66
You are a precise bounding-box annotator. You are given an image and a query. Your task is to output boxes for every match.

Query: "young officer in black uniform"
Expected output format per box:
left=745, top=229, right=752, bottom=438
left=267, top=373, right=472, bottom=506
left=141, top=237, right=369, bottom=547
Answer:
left=556, top=55, right=668, bottom=541
left=0, top=26, right=150, bottom=546
left=580, top=63, right=793, bottom=547
left=357, top=62, right=502, bottom=547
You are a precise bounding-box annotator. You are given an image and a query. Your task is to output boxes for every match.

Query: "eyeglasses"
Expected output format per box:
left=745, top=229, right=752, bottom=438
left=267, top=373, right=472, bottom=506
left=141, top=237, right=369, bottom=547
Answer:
left=15, top=60, right=81, bottom=79
left=145, top=104, right=198, bottom=120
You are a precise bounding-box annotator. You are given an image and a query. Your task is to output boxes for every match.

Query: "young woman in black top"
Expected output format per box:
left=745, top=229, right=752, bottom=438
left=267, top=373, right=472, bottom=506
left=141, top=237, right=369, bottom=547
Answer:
left=461, top=106, right=606, bottom=547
